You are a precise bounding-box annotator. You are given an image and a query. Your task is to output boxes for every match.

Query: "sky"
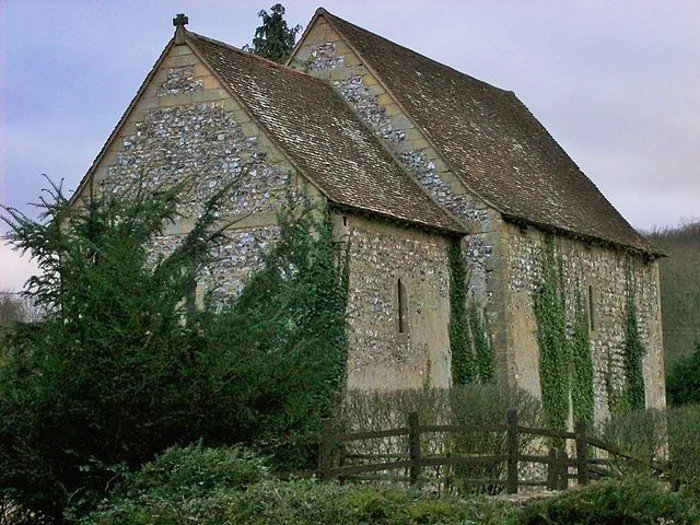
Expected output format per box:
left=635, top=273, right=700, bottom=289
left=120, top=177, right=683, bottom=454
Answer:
left=1, top=0, right=699, bottom=291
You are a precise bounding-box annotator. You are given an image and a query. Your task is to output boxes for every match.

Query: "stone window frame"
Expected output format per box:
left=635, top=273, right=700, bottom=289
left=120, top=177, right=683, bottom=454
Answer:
left=588, top=283, right=596, bottom=333
left=396, top=276, right=409, bottom=336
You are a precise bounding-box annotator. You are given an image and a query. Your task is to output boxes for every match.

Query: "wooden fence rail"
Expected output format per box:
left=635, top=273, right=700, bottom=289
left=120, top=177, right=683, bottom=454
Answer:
left=318, top=409, right=669, bottom=494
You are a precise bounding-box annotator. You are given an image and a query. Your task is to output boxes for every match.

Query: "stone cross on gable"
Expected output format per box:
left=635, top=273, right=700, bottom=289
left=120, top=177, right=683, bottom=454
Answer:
left=173, top=13, right=189, bottom=45
left=173, top=13, right=189, bottom=28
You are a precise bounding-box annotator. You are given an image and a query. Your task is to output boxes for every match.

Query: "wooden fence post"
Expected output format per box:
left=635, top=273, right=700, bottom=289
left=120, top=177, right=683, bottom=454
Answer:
left=506, top=409, right=518, bottom=494
left=318, top=418, right=332, bottom=481
left=546, top=448, right=558, bottom=490
left=408, top=411, right=421, bottom=486
left=559, top=448, right=569, bottom=490
left=575, top=420, right=589, bottom=485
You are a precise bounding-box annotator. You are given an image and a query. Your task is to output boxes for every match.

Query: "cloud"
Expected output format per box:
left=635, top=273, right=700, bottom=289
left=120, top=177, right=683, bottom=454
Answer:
left=0, top=240, right=39, bottom=292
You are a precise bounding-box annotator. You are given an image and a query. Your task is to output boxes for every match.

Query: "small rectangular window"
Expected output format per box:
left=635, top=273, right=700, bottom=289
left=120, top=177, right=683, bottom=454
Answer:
left=398, top=278, right=407, bottom=333
left=342, top=216, right=348, bottom=227
left=588, top=284, right=595, bottom=331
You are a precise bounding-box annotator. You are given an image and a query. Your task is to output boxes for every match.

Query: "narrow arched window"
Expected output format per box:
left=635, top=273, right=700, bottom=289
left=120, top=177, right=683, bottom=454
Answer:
left=397, top=278, right=408, bottom=334
left=588, top=284, right=595, bottom=331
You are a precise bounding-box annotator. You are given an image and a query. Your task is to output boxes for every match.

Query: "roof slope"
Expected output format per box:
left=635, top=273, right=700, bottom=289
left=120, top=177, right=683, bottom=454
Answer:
left=187, top=32, right=463, bottom=234
left=320, top=10, right=657, bottom=254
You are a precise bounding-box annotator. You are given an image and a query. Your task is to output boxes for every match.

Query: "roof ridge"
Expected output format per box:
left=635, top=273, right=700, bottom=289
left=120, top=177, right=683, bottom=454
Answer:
left=187, top=31, right=318, bottom=82
left=320, top=9, right=511, bottom=95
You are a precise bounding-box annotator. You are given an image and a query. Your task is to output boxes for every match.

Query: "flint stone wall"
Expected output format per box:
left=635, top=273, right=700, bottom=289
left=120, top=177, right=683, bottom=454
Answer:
left=343, top=215, right=452, bottom=391
left=506, top=224, right=665, bottom=419
left=296, top=31, right=497, bottom=302
left=93, top=46, right=292, bottom=306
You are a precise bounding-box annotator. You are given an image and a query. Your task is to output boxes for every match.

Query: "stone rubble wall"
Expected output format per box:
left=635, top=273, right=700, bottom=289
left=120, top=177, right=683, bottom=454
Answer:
left=88, top=43, right=296, bottom=306
left=342, top=214, right=452, bottom=390
left=506, top=224, right=665, bottom=420
left=292, top=23, right=499, bottom=303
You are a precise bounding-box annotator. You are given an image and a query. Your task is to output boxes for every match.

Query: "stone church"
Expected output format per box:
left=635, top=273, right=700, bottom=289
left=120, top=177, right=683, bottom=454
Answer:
left=71, top=8, right=666, bottom=422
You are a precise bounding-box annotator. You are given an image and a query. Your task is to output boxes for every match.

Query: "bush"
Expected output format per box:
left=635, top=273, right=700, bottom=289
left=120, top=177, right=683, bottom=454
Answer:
left=72, top=445, right=268, bottom=524
left=0, top=182, right=349, bottom=520
left=85, top=477, right=520, bottom=525
left=666, top=341, right=700, bottom=406
left=111, top=444, right=269, bottom=499
left=668, top=404, right=700, bottom=495
left=598, top=405, right=700, bottom=493
left=335, top=385, right=544, bottom=493
left=522, top=475, right=700, bottom=525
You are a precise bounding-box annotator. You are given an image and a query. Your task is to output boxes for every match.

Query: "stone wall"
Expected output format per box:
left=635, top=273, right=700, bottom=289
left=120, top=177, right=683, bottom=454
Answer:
left=291, top=20, right=500, bottom=303
left=505, top=223, right=666, bottom=420
left=86, top=42, right=296, bottom=305
left=341, top=214, right=453, bottom=390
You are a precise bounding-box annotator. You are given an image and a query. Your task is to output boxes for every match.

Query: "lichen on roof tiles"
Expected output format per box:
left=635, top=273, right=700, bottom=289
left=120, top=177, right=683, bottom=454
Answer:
left=318, top=11, right=657, bottom=254
left=187, top=33, right=463, bottom=235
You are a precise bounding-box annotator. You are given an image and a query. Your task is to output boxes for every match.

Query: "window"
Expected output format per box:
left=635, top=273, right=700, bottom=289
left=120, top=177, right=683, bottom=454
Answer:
left=397, top=278, right=408, bottom=333
left=588, top=284, right=595, bottom=331
left=342, top=216, right=348, bottom=227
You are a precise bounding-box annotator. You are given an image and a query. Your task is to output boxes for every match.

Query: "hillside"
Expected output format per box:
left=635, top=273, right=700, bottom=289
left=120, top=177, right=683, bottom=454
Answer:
left=646, top=222, right=700, bottom=369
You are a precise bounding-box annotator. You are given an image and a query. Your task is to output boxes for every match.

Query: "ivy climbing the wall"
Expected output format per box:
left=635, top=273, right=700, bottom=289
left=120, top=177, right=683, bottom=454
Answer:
left=468, top=300, right=495, bottom=383
left=624, top=264, right=646, bottom=411
left=532, top=234, right=570, bottom=430
left=449, top=242, right=473, bottom=385
left=449, top=242, right=494, bottom=385
left=571, top=290, right=595, bottom=427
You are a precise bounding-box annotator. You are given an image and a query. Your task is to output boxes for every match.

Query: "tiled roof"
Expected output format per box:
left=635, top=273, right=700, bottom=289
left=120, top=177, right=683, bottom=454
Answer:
left=187, top=32, right=464, bottom=235
left=319, top=10, right=658, bottom=254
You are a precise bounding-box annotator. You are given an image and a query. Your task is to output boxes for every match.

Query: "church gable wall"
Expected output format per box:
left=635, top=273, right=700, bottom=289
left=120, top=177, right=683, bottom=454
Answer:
left=337, top=213, right=453, bottom=390
left=84, top=42, right=313, bottom=304
left=291, top=17, right=511, bottom=385
left=504, top=224, right=665, bottom=421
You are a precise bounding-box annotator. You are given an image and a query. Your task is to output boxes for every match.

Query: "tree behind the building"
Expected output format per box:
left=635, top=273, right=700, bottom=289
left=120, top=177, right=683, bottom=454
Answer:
left=246, top=3, right=302, bottom=63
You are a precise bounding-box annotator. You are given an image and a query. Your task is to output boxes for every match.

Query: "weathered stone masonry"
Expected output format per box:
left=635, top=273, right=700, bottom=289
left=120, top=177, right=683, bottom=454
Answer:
left=343, top=215, right=452, bottom=391
left=294, top=29, right=498, bottom=303
left=92, top=47, right=292, bottom=305
left=506, top=225, right=665, bottom=420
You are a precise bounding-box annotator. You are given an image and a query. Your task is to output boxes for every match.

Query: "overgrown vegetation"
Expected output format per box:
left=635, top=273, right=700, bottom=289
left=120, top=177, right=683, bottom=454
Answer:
left=570, top=291, right=595, bottom=427
left=533, top=235, right=571, bottom=430
left=533, top=236, right=597, bottom=430
left=598, top=404, right=700, bottom=496
left=667, top=341, right=700, bottom=406
left=244, top=3, right=302, bottom=63
left=80, top=444, right=700, bottom=525
left=645, top=221, right=700, bottom=370
left=336, top=385, right=544, bottom=493
left=448, top=243, right=494, bottom=385
left=521, top=475, right=699, bottom=525
left=0, top=181, right=348, bottom=521
left=623, top=264, right=647, bottom=412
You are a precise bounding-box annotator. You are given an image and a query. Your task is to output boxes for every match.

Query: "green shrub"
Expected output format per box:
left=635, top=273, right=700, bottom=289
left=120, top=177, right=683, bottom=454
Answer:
left=667, top=341, right=700, bottom=406
left=112, top=444, right=269, bottom=499
left=600, top=408, right=668, bottom=476
left=335, top=385, right=544, bottom=493
left=668, top=404, right=700, bottom=495
left=0, top=182, right=349, bottom=520
left=522, top=475, right=700, bottom=525
left=86, top=478, right=520, bottom=525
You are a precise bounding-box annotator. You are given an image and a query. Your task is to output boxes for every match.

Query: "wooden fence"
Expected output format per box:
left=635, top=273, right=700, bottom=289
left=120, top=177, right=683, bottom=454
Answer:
left=317, top=410, right=672, bottom=494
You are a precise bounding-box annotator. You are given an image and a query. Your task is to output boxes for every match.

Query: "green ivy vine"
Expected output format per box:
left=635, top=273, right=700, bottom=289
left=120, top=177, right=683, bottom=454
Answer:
left=624, top=263, right=646, bottom=411
left=571, top=290, right=595, bottom=427
left=449, top=242, right=494, bottom=385
left=533, top=235, right=570, bottom=430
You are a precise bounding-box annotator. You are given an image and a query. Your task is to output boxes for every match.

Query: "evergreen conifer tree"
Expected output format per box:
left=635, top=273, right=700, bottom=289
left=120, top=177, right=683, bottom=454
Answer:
left=246, top=4, right=301, bottom=63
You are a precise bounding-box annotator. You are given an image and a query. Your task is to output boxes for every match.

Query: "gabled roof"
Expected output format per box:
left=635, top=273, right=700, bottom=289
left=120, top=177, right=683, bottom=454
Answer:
left=187, top=33, right=464, bottom=234
left=314, top=9, right=658, bottom=255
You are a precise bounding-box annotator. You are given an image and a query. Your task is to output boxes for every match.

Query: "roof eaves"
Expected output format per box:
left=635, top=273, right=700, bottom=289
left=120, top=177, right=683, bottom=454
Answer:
left=318, top=10, right=509, bottom=221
